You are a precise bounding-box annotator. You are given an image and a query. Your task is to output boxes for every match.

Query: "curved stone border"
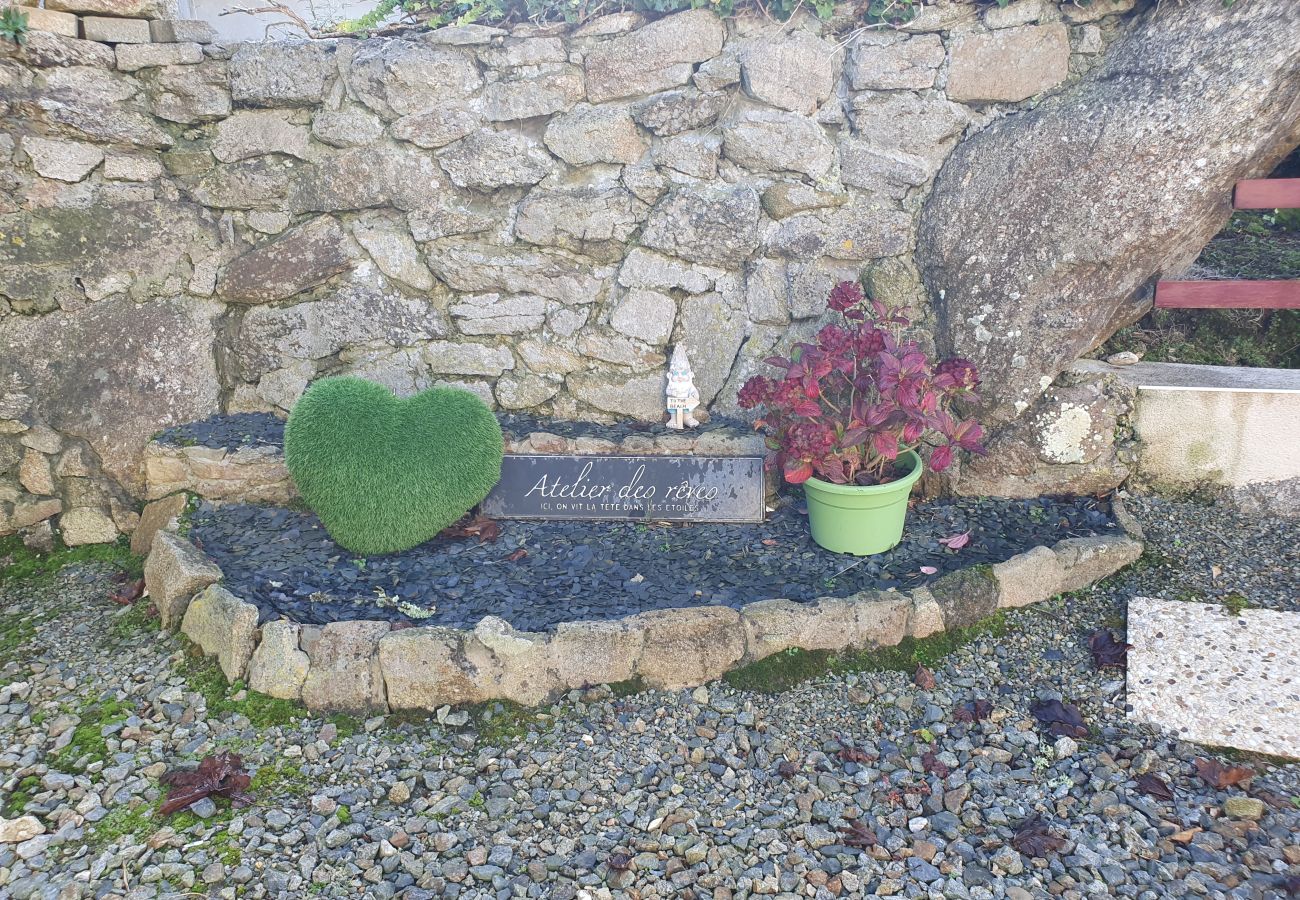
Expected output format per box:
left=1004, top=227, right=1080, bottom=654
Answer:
left=143, top=514, right=1143, bottom=715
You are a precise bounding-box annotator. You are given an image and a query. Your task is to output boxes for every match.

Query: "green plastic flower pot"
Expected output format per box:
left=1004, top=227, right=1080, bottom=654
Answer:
left=802, top=451, right=924, bottom=556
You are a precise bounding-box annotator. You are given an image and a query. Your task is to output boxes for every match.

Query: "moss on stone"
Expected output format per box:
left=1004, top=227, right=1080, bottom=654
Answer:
left=723, top=612, right=1012, bottom=694
left=110, top=601, right=160, bottom=641
left=3, top=774, right=41, bottom=817
left=1222, top=593, right=1250, bottom=616
left=0, top=611, right=37, bottom=670
left=250, top=759, right=312, bottom=799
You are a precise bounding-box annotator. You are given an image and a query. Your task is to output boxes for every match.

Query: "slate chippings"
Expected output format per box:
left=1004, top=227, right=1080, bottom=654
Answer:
left=188, top=496, right=1121, bottom=630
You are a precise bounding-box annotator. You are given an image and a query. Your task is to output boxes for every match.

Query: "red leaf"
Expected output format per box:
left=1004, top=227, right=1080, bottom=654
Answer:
left=921, top=750, right=950, bottom=778
left=1011, top=813, right=1066, bottom=857
left=953, top=699, right=992, bottom=723
left=913, top=665, right=935, bottom=690
left=838, top=819, right=878, bottom=849
left=1193, top=757, right=1254, bottom=790
left=159, top=751, right=253, bottom=816
left=783, top=459, right=814, bottom=484
left=110, top=578, right=146, bottom=606
left=871, top=431, right=898, bottom=460
left=1089, top=629, right=1133, bottom=670
left=929, top=445, right=954, bottom=472
left=837, top=745, right=874, bottom=765
left=505, top=548, right=528, bottom=562
left=1135, top=773, right=1174, bottom=801
left=440, top=512, right=501, bottom=544
left=1030, top=699, right=1088, bottom=739
left=939, top=531, right=970, bottom=550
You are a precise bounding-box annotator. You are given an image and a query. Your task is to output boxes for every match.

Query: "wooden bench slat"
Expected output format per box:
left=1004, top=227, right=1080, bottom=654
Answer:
left=1233, top=178, right=1300, bottom=210
left=1155, top=280, right=1300, bottom=309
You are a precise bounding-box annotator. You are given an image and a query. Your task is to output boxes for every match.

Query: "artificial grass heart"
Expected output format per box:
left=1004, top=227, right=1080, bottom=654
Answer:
left=284, top=377, right=504, bottom=556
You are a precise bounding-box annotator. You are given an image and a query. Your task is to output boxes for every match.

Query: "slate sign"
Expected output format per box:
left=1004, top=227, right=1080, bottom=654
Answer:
left=481, top=455, right=765, bottom=523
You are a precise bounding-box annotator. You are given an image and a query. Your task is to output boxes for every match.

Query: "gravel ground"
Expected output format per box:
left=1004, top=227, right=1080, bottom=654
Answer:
left=189, top=497, right=1120, bottom=629
left=1, top=494, right=1298, bottom=900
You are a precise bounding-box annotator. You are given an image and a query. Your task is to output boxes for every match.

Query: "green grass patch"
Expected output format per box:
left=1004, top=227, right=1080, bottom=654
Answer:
left=1222, top=593, right=1250, bottom=616
left=608, top=676, right=648, bottom=698
left=110, top=601, right=160, bottom=641
left=0, top=533, right=142, bottom=585
left=723, top=611, right=1011, bottom=695
left=0, top=611, right=37, bottom=669
left=472, top=700, right=539, bottom=745
left=2, top=774, right=41, bottom=817
left=50, top=696, right=134, bottom=772
left=250, top=758, right=313, bottom=799
left=284, top=377, right=504, bottom=555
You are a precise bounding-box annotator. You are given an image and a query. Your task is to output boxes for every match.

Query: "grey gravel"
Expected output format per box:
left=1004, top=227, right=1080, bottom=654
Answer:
left=0, top=494, right=1297, bottom=899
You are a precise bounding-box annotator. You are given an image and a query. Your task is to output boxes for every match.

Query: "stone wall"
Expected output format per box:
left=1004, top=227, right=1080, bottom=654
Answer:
left=0, top=0, right=1142, bottom=544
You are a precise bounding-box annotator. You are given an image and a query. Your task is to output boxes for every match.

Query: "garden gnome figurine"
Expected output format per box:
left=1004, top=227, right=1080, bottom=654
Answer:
left=665, top=345, right=701, bottom=430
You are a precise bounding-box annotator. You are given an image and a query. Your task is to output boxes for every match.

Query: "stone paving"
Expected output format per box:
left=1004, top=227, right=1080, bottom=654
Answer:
left=1128, top=597, right=1300, bottom=761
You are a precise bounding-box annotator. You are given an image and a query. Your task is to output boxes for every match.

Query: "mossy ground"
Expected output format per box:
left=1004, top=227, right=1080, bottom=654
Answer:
left=49, top=695, right=135, bottom=772
left=0, top=533, right=142, bottom=585
left=1099, top=210, right=1300, bottom=369
left=723, top=611, right=1010, bottom=694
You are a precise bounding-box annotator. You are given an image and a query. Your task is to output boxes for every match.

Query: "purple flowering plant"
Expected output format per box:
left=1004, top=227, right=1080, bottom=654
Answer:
left=738, top=281, right=985, bottom=486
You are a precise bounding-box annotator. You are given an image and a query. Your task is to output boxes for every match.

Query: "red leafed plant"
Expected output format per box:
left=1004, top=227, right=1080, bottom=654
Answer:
left=738, top=281, right=985, bottom=486
left=159, top=751, right=253, bottom=816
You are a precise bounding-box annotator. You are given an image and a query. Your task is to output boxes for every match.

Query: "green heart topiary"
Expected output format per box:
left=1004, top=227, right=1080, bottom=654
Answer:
left=284, top=377, right=504, bottom=556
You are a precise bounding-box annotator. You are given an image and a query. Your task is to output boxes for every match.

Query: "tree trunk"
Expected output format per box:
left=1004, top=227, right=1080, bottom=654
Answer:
left=919, top=0, right=1300, bottom=427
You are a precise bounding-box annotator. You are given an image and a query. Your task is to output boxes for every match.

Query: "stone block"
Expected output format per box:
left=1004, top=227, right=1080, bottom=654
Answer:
left=45, top=0, right=171, bottom=14
left=144, top=443, right=296, bottom=504
left=81, top=16, right=151, bottom=44
left=907, top=588, right=945, bottom=639
left=847, top=32, right=944, bottom=91
left=144, top=531, right=223, bottom=629
left=1052, top=535, right=1142, bottom=595
left=379, top=626, right=486, bottom=710
left=992, top=545, right=1065, bottom=608
left=631, top=606, right=745, bottom=690
left=738, top=30, right=836, bottom=115
left=115, top=41, right=202, bottom=72
left=740, top=598, right=858, bottom=661
left=468, top=616, right=561, bottom=706
left=301, top=620, right=389, bottom=714
left=22, top=136, right=103, bottom=183
left=59, top=507, right=118, bottom=546
left=946, top=24, right=1070, bottom=103
left=149, top=19, right=214, bottom=44
left=20, top=7, right=80, bottom=38
left=216, top=216, right=355, bottom=305
left=129, top=492, right=188, bottom=556
left=247, top=620, right=309, bottom=700
left=550, top=618, right=645, bottom=689
left=181, top=585, right=260, bottom=682
left=584, top=9, right=725, bottom=103
left=851, top=593, right=911, bottom=649
left=12, top=498, right=62, bottom=528
left=927, top=567, right=1000, bottom=630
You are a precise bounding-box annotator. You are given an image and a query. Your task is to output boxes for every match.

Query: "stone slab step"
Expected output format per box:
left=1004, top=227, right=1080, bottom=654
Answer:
left=1127, top=596, right=1300, bottom=760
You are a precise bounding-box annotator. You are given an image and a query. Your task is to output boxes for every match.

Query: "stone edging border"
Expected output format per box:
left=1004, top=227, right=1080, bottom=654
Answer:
left=142, top=506, right=1143, bottom=715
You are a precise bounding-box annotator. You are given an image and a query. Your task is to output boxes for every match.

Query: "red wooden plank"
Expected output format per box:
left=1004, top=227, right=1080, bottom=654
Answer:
left=1155, top=280, right=1300, bottom=309
left=1233, top=178, right=1300, bottom=209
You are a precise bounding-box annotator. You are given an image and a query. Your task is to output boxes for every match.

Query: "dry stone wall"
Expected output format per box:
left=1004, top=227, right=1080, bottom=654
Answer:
left=0, top=1, right=1140, bottom=544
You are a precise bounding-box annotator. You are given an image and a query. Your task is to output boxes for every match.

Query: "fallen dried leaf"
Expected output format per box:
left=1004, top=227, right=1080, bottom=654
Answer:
left=954, top=699, right=993, bottom=723
left=440, top=512, right=501, bottom=544
left=1211, top=564, right=1222, bottom=580
left=1194, top=757, right=1254, bottom=790
left=1135, top=773, right=1174, bottom=801
left=1169, top=827, right=1201, bottom=845
left=918, top=565, right=938, bottom=575
left=1011, top=813, right=1067, bottom=857
left=109, top=578, right=146, bottom=606
left=761, top=538, right=779, bottom=546
left=839, top=819, right=877, bottom=849
left=939, top=531, right=970, bottom=550
left=913, top=665, right=936, bottom=691
left=606, top=851, right=634, bottom=872
left=837, top=745, right=874, bottom=766
left=1089, top=629, right=1133, bottom=670
left=776, top=760, right=799, bottom=779
left=921, top=749, right=950, bottom=778
left=504, top=548, right=528, bottom=562
left=159, top=751, right=252, bottom=816
left=1030, top=699, right=1088, bottom=738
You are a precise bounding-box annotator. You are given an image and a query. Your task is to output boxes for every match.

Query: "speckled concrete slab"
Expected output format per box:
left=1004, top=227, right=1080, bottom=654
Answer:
left=1127, top=596, right=1300, bottom=759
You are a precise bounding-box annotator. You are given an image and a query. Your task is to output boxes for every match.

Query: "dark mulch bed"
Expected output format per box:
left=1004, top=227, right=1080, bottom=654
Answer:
left=189, top=497, right=1122, bottom=632
left=156, top=411, right=753, bottom=453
